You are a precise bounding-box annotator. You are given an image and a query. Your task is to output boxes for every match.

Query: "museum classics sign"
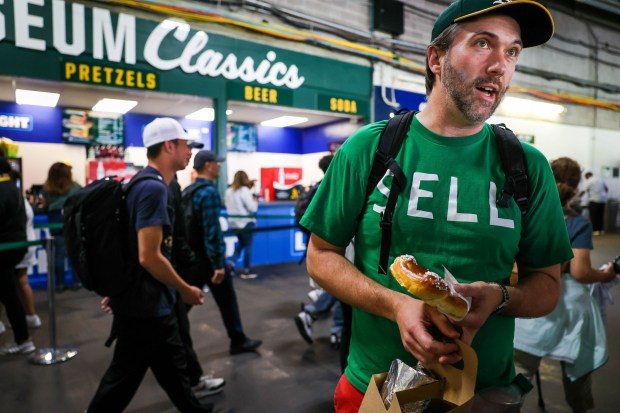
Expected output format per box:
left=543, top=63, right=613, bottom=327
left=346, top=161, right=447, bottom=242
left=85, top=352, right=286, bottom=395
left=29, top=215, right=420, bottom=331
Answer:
left=0, top=0, right=370, bottom=115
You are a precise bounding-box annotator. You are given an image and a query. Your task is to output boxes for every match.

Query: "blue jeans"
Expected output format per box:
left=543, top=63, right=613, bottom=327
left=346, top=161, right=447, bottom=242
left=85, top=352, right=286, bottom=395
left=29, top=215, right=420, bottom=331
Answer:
left=331, top=301, right=343, bottom=335
left=231, top=222, right=255, bottom=272
left=304, top=291, right=343, bottom=335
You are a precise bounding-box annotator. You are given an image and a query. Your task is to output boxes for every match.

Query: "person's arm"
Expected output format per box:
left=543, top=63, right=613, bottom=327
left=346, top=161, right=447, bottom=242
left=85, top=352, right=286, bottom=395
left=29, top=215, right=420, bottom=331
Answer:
left=241, top=187, right=258, bottom=214
left=138, top=225, right=204, bottom=305
left=454, top=263, right=561, bottom=343
left=307, top=234, right=462, bottom=365
left=200, top=189, right=226, bottom=284
left=570, top=248, right=615, bottom=283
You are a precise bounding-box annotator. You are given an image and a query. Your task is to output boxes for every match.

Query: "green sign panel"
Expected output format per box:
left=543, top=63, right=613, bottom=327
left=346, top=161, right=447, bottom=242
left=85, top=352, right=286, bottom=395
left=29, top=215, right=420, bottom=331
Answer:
left=62, top=60, right=159, bottom=91
left=317, top=94, right=370, bottom=116
left=0, top=0, right=371, bottom=117
left=227, top=82, right=293, bottom=106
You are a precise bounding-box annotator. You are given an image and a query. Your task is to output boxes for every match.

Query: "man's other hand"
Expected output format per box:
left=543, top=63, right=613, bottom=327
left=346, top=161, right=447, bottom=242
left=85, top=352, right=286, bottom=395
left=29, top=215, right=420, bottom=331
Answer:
left=181, top=285, right=205, bottom=305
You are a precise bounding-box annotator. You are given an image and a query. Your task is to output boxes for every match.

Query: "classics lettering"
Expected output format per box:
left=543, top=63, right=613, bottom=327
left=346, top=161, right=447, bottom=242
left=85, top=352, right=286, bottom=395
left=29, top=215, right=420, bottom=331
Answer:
left=144, top=20, right=305, bottom=89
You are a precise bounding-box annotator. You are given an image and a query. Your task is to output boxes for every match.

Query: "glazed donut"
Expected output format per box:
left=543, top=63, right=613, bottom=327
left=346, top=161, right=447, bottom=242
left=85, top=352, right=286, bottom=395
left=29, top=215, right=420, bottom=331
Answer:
left=390, top=255, right=469, bottom=320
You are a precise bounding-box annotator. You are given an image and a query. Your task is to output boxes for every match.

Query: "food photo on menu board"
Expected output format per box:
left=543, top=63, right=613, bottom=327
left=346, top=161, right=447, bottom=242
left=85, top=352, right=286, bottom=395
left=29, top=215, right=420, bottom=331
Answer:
left=62, top=109, right=124, bottom=145
left=227, top=122, right=257, bottom=152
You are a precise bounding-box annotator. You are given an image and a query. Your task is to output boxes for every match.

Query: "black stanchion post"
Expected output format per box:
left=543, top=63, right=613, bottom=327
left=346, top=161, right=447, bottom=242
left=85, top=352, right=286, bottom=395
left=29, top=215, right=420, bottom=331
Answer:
left=30, top=236, right=78, bottom=365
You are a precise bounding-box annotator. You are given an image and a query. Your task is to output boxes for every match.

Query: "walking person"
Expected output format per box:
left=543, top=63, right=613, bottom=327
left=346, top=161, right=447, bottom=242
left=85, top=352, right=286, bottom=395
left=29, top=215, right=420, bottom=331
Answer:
left=294, top=289, right=343, bottom=347
left=41, top=162, right=81, bottom=291
left=581, top=171, right=608, bottom=235
left=300, top=2, right=573, bottom=411
left=87, top=117, right=213, bottom=413
left=225, top=170, right=258, bottom=279
left=514, top=157, right=616, bottom=413
left=169, top=174, right=226, bottom=399
left=0, top=149, right=35, bottom=355
left=185, top=150, right=262, bottom=355
left=0, top=196, right=42, bottom=333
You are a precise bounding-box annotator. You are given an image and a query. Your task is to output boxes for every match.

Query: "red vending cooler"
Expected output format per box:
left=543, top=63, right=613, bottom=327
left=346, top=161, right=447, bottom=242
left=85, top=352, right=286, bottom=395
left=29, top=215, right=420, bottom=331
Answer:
left=260, top=167, right=303, bottom=201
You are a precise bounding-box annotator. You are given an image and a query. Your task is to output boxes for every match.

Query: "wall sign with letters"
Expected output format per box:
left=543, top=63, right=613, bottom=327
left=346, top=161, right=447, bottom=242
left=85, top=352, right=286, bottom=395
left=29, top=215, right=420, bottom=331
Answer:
left=0, top=113, right=33, bottom=131
left=0, top=0, right=371, bottom=117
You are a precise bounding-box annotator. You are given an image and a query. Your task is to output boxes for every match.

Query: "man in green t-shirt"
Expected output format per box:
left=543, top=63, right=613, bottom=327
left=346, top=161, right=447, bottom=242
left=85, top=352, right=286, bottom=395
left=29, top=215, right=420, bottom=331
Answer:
left=299, top=1, right=573, bottom=411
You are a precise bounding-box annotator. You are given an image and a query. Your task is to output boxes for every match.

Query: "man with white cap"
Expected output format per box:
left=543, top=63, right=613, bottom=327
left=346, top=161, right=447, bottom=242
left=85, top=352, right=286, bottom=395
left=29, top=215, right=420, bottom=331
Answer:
left=300, top=1, right=573, bottom=411
left=87, top=117, right=213, bottom=413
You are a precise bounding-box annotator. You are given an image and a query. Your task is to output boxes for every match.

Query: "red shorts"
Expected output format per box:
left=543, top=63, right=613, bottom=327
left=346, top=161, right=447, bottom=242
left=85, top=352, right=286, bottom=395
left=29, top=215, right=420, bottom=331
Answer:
left=334, top=374, right=364, bottom=413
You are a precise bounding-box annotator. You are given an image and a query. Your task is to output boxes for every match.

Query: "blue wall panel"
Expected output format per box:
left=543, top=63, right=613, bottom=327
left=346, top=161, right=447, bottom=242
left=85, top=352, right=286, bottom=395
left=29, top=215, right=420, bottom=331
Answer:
left=302, top=121, right=347, bottom=154
left=374, top=87, right=426, bottom=121
left=257, top=125, right=302, bottom=154
left=0, top=101, right=62, bottom=143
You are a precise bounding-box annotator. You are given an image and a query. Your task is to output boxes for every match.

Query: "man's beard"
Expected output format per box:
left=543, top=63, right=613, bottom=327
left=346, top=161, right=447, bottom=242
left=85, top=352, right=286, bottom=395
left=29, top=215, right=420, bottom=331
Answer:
left=441, top=55, right=506, bottom=123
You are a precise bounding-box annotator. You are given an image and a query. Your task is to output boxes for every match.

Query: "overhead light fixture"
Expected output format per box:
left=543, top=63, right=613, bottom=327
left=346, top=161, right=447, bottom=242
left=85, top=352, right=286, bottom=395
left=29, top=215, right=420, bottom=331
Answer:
left=226, top=109, right=233, bottom=115
left=91, top=98, right=137, bottom=114
left=15, top=89, right=60, bottom=107
left=185, top=107, right=214, bottom=121
left=261, top=116, right=308, bottom=128
left=500, top=97, right=565, bottom=119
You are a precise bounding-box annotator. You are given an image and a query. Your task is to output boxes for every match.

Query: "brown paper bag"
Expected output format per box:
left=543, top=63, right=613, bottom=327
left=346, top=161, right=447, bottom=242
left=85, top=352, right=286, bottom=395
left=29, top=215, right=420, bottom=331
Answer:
left=359, top=340, right=477, bottom=413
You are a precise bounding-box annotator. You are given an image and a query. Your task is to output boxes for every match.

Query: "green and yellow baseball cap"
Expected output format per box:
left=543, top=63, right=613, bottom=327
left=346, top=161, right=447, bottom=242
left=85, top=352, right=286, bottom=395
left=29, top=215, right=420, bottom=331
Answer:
left=432, top=0, right=554, bottom=48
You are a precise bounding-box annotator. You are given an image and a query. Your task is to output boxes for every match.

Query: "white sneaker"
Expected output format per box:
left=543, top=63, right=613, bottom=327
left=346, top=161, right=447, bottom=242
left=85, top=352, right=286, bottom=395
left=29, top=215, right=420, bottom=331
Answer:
left=26, top=315, right=42, bottom=328
left=192, top=374, right=226, bottom=398
left=307, top=288, right=323, bottom=303
left=330, top=333, right=341, bottom=349
left=0, top=339, right=35, bottom=355
left=294, top=311, right=314, bottom=344
left=0, top=321, right=5, bottom=335
left=240, top=273, right=258, bottom=279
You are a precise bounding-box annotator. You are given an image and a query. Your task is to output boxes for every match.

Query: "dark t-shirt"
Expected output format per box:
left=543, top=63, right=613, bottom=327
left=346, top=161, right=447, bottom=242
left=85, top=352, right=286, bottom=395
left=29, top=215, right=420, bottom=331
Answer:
left=110, top=167, right=175, bottom=318
left=565, top=209, right=593, bottom=249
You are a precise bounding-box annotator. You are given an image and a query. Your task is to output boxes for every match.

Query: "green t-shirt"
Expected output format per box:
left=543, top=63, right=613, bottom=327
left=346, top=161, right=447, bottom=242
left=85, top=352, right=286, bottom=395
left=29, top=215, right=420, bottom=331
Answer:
left=300, top=116, right=573, bottom=392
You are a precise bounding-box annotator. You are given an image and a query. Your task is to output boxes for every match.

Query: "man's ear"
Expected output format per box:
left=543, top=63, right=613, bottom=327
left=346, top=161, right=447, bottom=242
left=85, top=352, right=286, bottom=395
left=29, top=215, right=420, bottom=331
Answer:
left=162, top=139, right=176, bottom=153
left=427, top=46, right=443, bottom=77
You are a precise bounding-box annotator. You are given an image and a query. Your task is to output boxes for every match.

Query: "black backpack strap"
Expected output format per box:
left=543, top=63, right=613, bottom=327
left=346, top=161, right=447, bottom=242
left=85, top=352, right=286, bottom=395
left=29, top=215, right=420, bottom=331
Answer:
left=124, top=172, right=164, bottom=193
left=189, top=182, right=210, bottom=196
left=493, top=124, right=529, bottom=215
left=184, top=182, right=211, bottom=212
left=358, top=109, right=415, bottom=274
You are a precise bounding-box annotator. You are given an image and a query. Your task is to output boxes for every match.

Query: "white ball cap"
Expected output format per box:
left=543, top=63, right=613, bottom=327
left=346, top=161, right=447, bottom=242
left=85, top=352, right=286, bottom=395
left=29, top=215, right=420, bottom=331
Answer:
left=142, top=117, right=198, bottom=148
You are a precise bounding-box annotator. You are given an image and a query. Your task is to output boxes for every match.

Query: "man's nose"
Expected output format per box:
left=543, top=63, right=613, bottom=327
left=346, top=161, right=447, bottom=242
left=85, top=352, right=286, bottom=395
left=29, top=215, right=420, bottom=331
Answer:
left=486, top=50, right=507, bottom=77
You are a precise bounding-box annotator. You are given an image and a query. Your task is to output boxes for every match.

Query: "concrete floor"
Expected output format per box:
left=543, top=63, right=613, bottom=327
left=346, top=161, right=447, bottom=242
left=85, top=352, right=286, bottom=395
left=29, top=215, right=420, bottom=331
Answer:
left=0, top=233, right=619, bottom=412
